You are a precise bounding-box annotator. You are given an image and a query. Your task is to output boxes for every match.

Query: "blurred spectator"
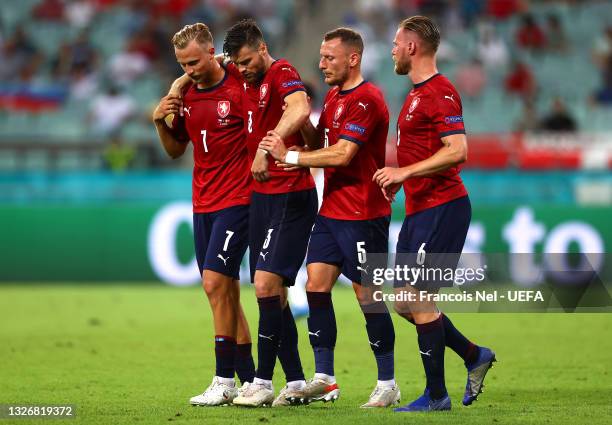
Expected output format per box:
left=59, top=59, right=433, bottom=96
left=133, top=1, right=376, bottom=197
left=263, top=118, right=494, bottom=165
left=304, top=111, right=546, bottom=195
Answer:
left=459, top=0, right=485, bottom=27
left=487, top=0, right=526, bottom=20
left=108, top=44, right=150, bottom=86
left=455, top=57, right=487, bottom=100
left=32, top=0, right=66, bottom=21
left=88, top=85, right=136, bottom=139
left=0, top=25, right=43, bottom=83
left=438, top=0, right=465, bottom=36
left=545, top=14, right=569, bottom=54
left=539, top=97, right=577, bottom=132
left=505, top=60, right=536, bottom=100
left=476, top=22, right=510, bottom=70
left=514, top=99, right=540, bottom=132
left=53, top=29, right=99, bottom=77
left=516, top=14, right=547, bottom=51
left=69, top=63, right=99, bottom=101
left=592, top=54, right=612, bottom=106
left=65, top=0, right=96, bottom=29
left=592, top=25, right=612, bottom=69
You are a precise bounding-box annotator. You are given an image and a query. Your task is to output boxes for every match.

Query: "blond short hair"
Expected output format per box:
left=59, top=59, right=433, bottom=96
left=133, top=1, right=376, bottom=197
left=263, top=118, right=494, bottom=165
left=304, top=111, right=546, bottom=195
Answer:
left=399, top=16, right=440, bottom=54
left=172, top=23, right=213, bottom=49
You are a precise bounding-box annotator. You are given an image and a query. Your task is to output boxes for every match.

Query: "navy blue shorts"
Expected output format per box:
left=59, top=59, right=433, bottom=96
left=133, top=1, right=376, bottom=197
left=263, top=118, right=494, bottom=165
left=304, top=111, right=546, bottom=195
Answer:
left=306, top=215, right=390, bottom=284
left=249, top=189, right=318, bottom=286
left=395, top=195, right=471, bottom=288
left=193, top=205, right=249, bottom=280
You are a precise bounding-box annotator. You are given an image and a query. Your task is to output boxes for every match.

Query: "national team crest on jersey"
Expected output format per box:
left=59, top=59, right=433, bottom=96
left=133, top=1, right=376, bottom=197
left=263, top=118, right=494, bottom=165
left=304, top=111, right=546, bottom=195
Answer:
left=217, top=101, right=230, bottom=118
left=260, top=84, right=269, bottom=100
left=334, top=103, right=345, bottom=122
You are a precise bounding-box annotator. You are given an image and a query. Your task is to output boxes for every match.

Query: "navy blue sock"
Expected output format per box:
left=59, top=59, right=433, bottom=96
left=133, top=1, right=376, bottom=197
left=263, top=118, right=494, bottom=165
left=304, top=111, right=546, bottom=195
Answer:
left=235, top=343, right=255, bottom=384
left=361, top=301, right=395, bottom=381
left=306, top=291, right=336, bottom=376
left=214, top=335, right=236, bottom=379
left=441, top=313, right=479, bottom=366
left=416, top=316, right=447, bottom=400
left=278, top=305, right=305, bottom=382
left=255, top=295, right=282, bottom=380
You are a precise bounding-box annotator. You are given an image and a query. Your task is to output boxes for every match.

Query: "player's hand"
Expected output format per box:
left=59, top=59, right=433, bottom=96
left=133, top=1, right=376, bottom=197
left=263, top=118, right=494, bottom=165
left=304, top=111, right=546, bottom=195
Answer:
left=152, top=94, right=182, bottom=122
left=168, top=74, right=190, bottom=97
left=381, top=183, right=402, bottom=203
left=251, top=150, right=270, bottom=182
left=276, top=145, right=306, bottom=171
left=373, top=166, right=408, bottom=188
left=259, top=130, right=288, bottom=161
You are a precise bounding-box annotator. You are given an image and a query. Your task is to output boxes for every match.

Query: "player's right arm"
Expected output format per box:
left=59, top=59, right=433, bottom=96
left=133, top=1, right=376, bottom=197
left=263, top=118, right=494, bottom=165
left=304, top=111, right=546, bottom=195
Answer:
left=152, top=94, right=188, bottom=159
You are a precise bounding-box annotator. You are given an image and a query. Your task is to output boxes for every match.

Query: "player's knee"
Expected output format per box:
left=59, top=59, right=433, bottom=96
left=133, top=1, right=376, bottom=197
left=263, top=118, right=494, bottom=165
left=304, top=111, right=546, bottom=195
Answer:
left=202, top=277, right=230, bottom=299
left=305, top=279, right=330, bottom=293
left=254, top=279, right=282, bottom=298
left=393, top=300, right=412, bottom=318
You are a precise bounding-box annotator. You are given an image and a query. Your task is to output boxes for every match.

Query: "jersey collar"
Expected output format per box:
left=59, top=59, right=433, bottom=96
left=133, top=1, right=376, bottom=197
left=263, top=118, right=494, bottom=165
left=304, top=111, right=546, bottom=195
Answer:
left=195, top=68, right=228, bottom=92
left=339, top=80, right=368, bottom=95
left=413, top=73, right=441, bottom=89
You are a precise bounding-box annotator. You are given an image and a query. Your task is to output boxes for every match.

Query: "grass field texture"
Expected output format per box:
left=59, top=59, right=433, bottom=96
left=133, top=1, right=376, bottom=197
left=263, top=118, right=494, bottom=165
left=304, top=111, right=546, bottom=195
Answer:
left=1, top=284, right=611, bottom=424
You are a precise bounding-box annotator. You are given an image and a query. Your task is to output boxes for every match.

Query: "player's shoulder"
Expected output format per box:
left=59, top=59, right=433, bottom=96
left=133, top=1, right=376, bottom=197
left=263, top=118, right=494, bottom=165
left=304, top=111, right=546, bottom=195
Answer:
left=423, top=74, right=460, bottom=97
left=346, top=81, right=387, bottom=111
left=271, top=58, right=297, bottom=71
left=361, top=81, right=387, bottom=103
left=268, top=59, right=301, bottom=79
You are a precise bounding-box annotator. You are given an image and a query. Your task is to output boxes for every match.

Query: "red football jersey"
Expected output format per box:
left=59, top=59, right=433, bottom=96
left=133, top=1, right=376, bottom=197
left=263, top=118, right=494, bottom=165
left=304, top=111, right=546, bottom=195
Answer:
left=397, top=73, right=468, bottom=216
left=228, top=60, right=315, bottom=194
left=316, top=81, right=391, bottom=220
left=171, top=69, right=251, bottom=213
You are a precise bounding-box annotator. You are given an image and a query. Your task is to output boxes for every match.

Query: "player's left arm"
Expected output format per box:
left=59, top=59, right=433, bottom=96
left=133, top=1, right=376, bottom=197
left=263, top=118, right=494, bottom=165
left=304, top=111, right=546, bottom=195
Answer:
left=260, top=133, right=359, bottom=167
left=167, top=55, right=226, bottom=96
left=373, top=133, right=467, bottom=188
left=272, top=90, right=310, bottom=138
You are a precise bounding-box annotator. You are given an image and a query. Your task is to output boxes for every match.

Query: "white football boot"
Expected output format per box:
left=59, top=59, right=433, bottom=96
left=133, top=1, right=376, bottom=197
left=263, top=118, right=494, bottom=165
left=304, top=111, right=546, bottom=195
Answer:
left=360, top=383, right=401, bottom=408
left=302, top=375, right=340, bottom=403
left=189, top=377, right=237, bottom=406
left=232, top=382, right=275, bottom=407
left=272, top=383, right=308, bottom=406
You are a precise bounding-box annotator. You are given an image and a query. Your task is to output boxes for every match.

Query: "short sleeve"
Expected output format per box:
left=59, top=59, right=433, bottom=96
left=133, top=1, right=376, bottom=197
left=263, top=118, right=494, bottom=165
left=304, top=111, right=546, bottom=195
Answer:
left=338, top=96, right=380, bottom=146
left=170, top=113, right=189, bottom=142
left=274, top=64, right=306, bottom=100
left=432, top=90, right=466, bottom=138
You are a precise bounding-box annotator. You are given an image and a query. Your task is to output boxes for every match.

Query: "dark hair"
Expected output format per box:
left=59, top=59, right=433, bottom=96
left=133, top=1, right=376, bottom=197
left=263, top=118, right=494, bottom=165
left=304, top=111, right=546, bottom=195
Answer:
left=323, top=27, right=364, bottom=55
left=399, top=15, right=440, bottom=54
left=223, top=18, right=265, bottom=57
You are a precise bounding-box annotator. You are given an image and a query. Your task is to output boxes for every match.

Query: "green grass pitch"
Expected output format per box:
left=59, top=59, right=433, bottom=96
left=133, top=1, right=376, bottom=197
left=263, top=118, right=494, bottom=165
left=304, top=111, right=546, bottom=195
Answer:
left=1, top=284, right=611, bottom=424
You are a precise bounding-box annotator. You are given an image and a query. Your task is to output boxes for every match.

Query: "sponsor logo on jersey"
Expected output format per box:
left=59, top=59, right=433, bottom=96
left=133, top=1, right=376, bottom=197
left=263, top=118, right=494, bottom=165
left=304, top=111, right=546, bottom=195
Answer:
left=281, top=80, right=303, bottom=88
left=344, top=122, right=366, bottom=135
left=408, top=96, right=420, bottom=113
left=260, top=83, right=269, bottom=100
left=334, top=103, right=345, bottom=121
left=217, top=101, right=230, bottom=118
left=444, top=115, right=463, bottom=124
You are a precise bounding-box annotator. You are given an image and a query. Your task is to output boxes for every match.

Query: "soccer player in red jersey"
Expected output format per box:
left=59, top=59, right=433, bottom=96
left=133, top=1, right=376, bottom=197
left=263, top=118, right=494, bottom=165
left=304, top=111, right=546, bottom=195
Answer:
left=152, top=23, right=255, bottom=406
left=373, top=16, right=496, bottom=412
left=260, top=28, right=399, bottom=408
left=220, top=19, right=317, bottom=407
